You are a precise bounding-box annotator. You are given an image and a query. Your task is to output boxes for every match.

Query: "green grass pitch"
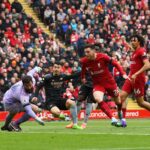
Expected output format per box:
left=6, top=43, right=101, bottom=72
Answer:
left=0, top=119, right=150, bottom=150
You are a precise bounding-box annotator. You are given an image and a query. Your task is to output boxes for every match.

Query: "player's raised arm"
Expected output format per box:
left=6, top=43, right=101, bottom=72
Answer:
left=27, top=66, right=42, bottom=85
left=27, top=66, right=42, bottom=77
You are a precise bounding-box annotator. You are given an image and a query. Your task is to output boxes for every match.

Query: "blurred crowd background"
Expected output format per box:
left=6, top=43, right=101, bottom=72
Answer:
left=0, top=0, right=150, bottom=110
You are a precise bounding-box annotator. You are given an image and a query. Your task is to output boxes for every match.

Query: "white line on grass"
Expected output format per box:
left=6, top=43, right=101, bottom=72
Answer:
left=8, top=131, right=150, bottom=136
left=80, top=148, right=150, bottom=150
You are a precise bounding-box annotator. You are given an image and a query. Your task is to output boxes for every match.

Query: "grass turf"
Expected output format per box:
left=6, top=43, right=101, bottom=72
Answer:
left=0, top=119, right=150, bottom=150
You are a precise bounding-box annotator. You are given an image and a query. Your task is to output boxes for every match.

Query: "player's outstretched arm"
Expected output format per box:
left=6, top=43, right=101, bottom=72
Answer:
left=27, top=66, right=42, bottom=77
left=111, top=59, right=126, bottom=76
left=111, top=59, right=130, bottom=80
left=63, top=71, right=81, bottom=80
left=24, top=105, right=45, bottom=126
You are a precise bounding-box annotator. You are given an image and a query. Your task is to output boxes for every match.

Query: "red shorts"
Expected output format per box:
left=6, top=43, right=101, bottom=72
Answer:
left=122, top=78, right=145, bottom=97
left=93, top=83, right=119, bottom=97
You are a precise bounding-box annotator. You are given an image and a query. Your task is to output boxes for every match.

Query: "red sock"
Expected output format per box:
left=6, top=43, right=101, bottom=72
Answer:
left=99, top=101, right=112, bottom=119
left=122, top=108, right=126, bottom=118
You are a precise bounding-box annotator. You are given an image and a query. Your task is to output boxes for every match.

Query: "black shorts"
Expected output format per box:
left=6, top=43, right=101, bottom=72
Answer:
left=78, top=84, right=95, bottom=103
left=45, top=98, right=68, bottom=110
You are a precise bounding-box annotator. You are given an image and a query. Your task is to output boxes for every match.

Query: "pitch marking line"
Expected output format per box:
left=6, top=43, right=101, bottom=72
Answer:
left=4, top=131, right=150, bottom=136
left=80, top=148, right=150, bottom=150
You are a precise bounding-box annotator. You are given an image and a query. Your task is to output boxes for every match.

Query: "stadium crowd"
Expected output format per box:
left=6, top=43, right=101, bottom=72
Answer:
left=0, top=0, right=150, bottom=110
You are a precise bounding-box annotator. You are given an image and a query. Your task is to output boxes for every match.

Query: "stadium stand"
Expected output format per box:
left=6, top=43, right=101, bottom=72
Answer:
left=0, top=0, right=150, bottom=111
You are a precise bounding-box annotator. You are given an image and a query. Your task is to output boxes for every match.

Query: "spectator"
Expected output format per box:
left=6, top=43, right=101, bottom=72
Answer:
left=0, top=0, right=150, bottom=114
left=11, top=0, right=23, bottom=13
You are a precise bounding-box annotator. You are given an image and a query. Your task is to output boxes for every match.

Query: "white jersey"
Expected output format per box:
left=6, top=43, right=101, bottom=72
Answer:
left=3, top=81, right=31, bottom=106
left=3, top=67, right=39, bottom=106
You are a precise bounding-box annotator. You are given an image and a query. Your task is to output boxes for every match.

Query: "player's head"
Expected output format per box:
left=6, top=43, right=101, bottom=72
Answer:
left=130, top=34, right=145, bottom=49
left=53, top=62, right=61, bottom=75
left=84, top=44, right=95, bottom=60
left=22, top=75, right=33, bottom=93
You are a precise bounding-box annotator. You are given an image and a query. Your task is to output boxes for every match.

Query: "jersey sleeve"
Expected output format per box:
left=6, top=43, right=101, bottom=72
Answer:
left=111, top=59, right=126, bottom=75
left=27, top=68, right=37, bottom=85
left=102, top=53, right=112, bottom=63
left=101, top=53, right=126, bottom=75
left=63, top=71, right=81, bottom=80
left=24, top=105, right=37, bottom=119
left=27, top=67, right=37, bottom=77
left=138, top=48, right=148, bottom=62
left=27, top=67, right=41, bottom=85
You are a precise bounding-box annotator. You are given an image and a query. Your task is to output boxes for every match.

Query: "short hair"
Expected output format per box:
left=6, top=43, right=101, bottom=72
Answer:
left=22, top=75, right=32, bottom=84
left=130, top=34, right=145, bottom=47
left=84, top=43, right=95, bottom=50
left=53, top=61, right=61, bottom=66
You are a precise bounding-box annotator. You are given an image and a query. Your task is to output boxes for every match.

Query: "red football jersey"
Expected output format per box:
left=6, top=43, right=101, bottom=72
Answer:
left=129, top=47, right=147, bottom=78
left=80, top=53, right=124, bottom=85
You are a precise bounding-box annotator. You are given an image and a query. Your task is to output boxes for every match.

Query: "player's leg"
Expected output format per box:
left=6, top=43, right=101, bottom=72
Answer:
left=119, top=90, right=129, bottom=127
left=50, top=105, right=65, bottom=119
left=112, top=96, right=122, bottom=119
left=134, top=80, right=150, bottom=110
left=81, top=102, right=93, bottom=129
left=9, top=113, right=29, bottom=131
left=136, top=96, right=150, bottom=110
left=45, top=99, right=65, bottom=120
left=78, top=85, right=93, bottom=128
left=1, top=103, right=20, bottom=131
left=1, top=112, right=16, bottom=131
left=66, top=99, right=82, bottom=129
left=10, top=104, right=43, bottom=131
left=93, top=86, right=118, bottom=125
left=106, top=83, right=122, bottom=120
left=77, top=84, right=88, bottom=114
left=66, top=101, right=83, bottom=128
left=114, top=79, right=132, bottom=127
left=66, top=84, right=88, bottom=128
left=81, top=92, right=94, bottom=129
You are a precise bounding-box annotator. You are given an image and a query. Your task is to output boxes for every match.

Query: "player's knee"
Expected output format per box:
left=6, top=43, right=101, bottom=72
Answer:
left=94, top=95, right=102, bottom=103
left=51, top=107, right=60, bottom=116
left=70, top=100, right=76, bottom=107
left=94, top=98, right=102, bottom=103
left=93, top=91, right=104, bottom=103
left=120, top=91, right=128, bottom=102
left=66, top=99, right=76, bottom=108
left=31, top=104, right=40, bottom=113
